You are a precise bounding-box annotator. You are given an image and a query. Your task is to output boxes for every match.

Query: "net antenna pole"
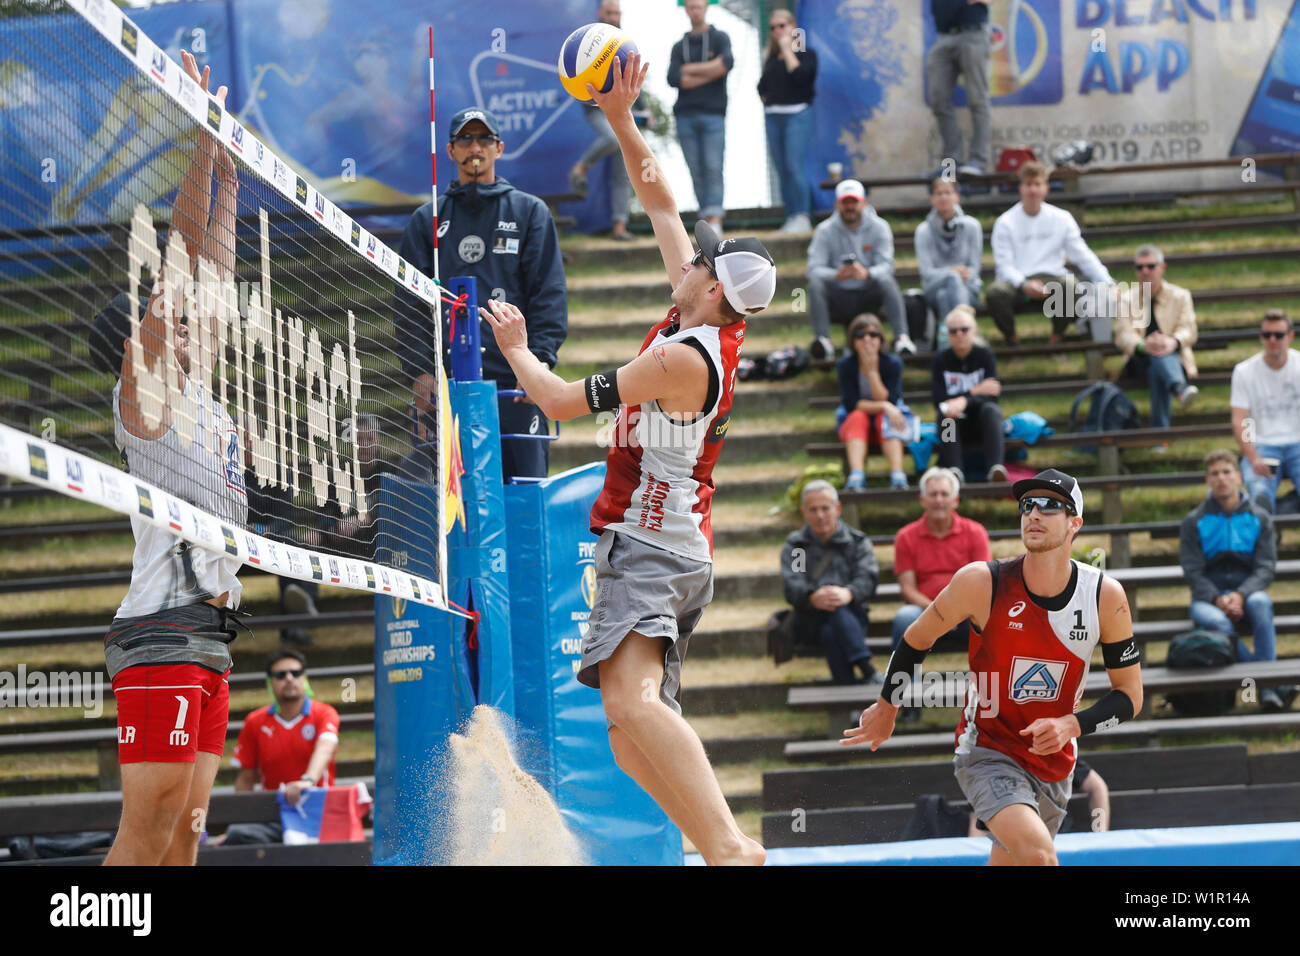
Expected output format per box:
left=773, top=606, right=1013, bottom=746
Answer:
left=429, top=24, right=450, bottom=606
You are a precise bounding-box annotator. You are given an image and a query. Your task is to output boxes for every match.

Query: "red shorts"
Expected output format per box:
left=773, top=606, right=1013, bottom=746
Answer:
left=111, top=663, right=230, bottom=763
left=837, top=408, right=884, bottom=447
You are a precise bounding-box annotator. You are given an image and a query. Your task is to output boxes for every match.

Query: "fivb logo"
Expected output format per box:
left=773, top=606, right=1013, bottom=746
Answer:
left=50, top=886, right=151, bottom=936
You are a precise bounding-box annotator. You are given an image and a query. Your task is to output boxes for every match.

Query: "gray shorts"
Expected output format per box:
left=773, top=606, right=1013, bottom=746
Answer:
left=954, top=746, right=1073, bottom=851
left=577, top=531, right=713, bottom=715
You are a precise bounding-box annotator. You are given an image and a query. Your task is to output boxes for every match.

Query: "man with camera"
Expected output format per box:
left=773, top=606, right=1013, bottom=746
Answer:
left=806, top=179, right=915, bottom=359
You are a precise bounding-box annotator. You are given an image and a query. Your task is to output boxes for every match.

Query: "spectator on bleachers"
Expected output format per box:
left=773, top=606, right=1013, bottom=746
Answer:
left=758, top=7, right=817, bottom=234
left=1113, top=244, right=1199, bottom=438
left=220, top=649, right=341, bottom=845
left=931, top=306, right=1007, bottom=483
left=1230, top=309, right=1300, bottom=514
left=568, top=0, right=650, bottom=242
left=668, top=0, right=733, bottom=233
left=987, top=162, right=1112, bottom=346
left=780, top=481, right=880, bottom=685
left=807, top=179, right=914, bottom=360
left=891, top=466, right=990, bottom=651
left=915, top=176, right=982, bottom=350
left=836, top=313, right=909, bottom=491
left=1180, top=450, right=1283, bottom=710
left=927, top=0, right=991, bottom=179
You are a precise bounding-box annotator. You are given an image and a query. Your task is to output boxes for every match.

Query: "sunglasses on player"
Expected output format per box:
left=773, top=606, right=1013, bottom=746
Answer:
left=271, top=668, right=304, bottom=680
left=1018, top=495, right=1076, bottom=516
left=691, top=249, right=718, bottom=280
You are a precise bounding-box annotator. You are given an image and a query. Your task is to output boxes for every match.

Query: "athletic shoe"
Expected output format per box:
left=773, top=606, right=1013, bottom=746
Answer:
left=890, top=474, right=909, bottom=490
left=610, top=230, right=636, bottom=242
left=779, top=213, right=812, bottom=234
left=957, top=163, right=985, bottom=177
left=1260, top=687, right=1285, bottom=712
left=1178, top=384, right=1199, bottom=410
left=283, top=583, right=318, bottom=618
left=844, top=470, right=866, bottom=491
left=809, top=336, right=835, bottom=361
left=987, top=463, right=1009, bottom=483
left=568, top=166, right=588, bottom=199
left=894, top=333, right=917, bottom=356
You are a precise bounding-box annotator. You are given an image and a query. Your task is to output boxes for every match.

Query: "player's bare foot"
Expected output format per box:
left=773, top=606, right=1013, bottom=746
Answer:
left=709, top=832, right=766, bottom=866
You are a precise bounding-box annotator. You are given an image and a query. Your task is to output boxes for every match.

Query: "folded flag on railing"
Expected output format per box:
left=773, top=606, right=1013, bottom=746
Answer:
left=278, top=783, right=372, bottom=844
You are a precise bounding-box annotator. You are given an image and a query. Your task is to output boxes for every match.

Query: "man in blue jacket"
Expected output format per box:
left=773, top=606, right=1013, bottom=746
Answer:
left=1180, top=449, right=1284, bottom=710
left=395, top=106, right=568, bottom=481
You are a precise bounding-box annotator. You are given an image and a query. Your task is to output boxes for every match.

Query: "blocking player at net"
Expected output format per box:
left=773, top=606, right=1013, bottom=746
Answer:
left=89, top=51, right=247, bottom=866
left=482, top=52, right=771, bottom=865
left=843, top=469, right=1143, bottom=865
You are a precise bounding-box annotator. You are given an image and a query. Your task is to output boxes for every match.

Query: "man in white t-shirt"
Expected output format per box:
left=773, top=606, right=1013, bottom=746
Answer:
left=987, top=163, right=1112, bottom=345
left=1231, top=309, right=1300, bottom=513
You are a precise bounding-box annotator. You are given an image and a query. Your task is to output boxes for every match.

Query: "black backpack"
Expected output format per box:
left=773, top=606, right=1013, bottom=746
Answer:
left=1165, top=629, right=1237, bottom=717
left=1069, top=382, right=1140, bottom=453
left=763, top=345, right=811, bottom=380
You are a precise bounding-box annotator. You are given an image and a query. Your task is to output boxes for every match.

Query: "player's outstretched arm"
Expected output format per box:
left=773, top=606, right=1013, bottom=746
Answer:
left=482, top=299, right=706, bottom=422
left=1021, top=577, right=1143, bottom=756
left=588, top=53, right=692, bottom=289
left=842, top=561, right=992, bottom=750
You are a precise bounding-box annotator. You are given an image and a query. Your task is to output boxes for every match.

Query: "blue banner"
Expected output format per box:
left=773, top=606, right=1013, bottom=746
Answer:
left=504, top=466, right=684, bottom=867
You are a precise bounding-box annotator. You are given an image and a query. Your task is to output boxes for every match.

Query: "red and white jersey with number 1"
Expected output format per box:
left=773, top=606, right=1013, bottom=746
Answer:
left=955, top=555, right=1104, bottom=783
left=590, top=308, right=743, bottom=563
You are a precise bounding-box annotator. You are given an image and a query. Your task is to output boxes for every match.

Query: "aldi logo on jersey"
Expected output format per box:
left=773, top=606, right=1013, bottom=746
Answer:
left=1008, top=656, right=1068, bottom=704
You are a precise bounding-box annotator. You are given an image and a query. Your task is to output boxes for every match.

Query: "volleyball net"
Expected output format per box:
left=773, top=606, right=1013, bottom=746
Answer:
left=0, top=0, right=458, bottom=611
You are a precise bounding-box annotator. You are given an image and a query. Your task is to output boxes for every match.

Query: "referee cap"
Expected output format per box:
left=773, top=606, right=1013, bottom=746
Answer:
left=693, top=220, right=776, bottom=315
left=1012, top=468, right=1084, bottom=517
left=448, top=106, right=501, bottom=139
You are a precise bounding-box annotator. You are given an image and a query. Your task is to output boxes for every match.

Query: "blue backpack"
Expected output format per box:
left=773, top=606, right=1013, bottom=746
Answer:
left=1069, top=382, right=1140, bottom=454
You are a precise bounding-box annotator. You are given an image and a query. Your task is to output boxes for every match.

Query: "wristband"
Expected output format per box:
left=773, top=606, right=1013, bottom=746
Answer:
left=881, top=639, right=930, bottom=709
left=299, top=774, right=315, bottom=785
left=584, top=369, right=621, bottom=412
left=1075, top=688, right=1134, bottom=735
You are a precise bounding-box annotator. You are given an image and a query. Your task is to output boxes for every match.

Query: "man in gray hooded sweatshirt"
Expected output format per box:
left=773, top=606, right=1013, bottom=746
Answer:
left=915, top=176, right=982, bottom=350
left=806, top=179, right=913, bottom=358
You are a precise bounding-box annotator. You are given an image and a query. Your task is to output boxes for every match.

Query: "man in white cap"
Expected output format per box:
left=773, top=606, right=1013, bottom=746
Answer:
left=482, top=52, right=771, bottom=865
left=845, top=468, right=1144, bottom=865
left=807, top=179, right=913, bottom=359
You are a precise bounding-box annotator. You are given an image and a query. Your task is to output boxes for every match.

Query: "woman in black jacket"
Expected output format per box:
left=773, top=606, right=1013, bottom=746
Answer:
left=758, top=8, right=817, bottom=233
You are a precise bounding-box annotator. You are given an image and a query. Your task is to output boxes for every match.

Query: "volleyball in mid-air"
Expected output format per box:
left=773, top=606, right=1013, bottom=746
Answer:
left=557, top=22, right=639, bottom=103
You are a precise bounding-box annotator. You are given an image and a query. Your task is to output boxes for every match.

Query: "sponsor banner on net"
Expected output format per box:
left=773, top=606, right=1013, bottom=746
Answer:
left=64, top=0, right=442, bottom=309
left=0, top=423, right=446, bottom=611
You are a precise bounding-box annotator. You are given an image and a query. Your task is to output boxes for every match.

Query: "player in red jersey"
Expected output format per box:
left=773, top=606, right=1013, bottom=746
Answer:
left=483, top=53, right=772, bottom=865
left=844, top=469, right=1143, bottom=865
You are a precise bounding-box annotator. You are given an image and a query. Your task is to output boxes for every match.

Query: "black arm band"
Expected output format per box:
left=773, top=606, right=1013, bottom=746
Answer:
left=1101, top=636, right=1141, bottom=669
left=881, top=640, right=930, bottom=708
left=584, top=369, right=621, bottom=412
left=1075, top=689, right=1134, bottom=736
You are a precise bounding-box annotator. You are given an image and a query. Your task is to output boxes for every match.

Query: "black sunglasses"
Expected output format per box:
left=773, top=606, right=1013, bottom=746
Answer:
left=1134, top=262, right=1160, bottom=271
left=947, top=325, right=973, bottom=335
left=691, top=249, right=718, bottom=280
left=1261, top=330, right=1290, bottom=340
left=1018, top=495, right=1076, bottom=516
left=853, top=329, right=883, bottom=340
left=451, top=132, right=499, bottom=147
left=271, top=668, right=304, bottom=680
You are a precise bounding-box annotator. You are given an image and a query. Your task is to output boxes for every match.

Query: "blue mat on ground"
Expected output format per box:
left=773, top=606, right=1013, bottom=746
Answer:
left=684, top=823, right=1300, bottom=866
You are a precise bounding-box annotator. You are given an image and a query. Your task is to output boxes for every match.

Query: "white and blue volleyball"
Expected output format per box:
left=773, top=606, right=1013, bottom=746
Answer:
left=558, top=22, right=639, bottom=103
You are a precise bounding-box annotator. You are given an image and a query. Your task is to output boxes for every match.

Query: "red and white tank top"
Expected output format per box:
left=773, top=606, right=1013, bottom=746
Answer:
left=590, top=308, right=743, bottom=563
left=954, top=555, right=1104, bottom=782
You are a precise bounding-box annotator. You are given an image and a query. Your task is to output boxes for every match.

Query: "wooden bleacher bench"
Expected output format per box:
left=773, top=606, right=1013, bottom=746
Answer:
left=0, top=778, right=375, bottom=865
left=0, top=609, right=375, bottom=649
left=783, top=710, right=1300, bottom=763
